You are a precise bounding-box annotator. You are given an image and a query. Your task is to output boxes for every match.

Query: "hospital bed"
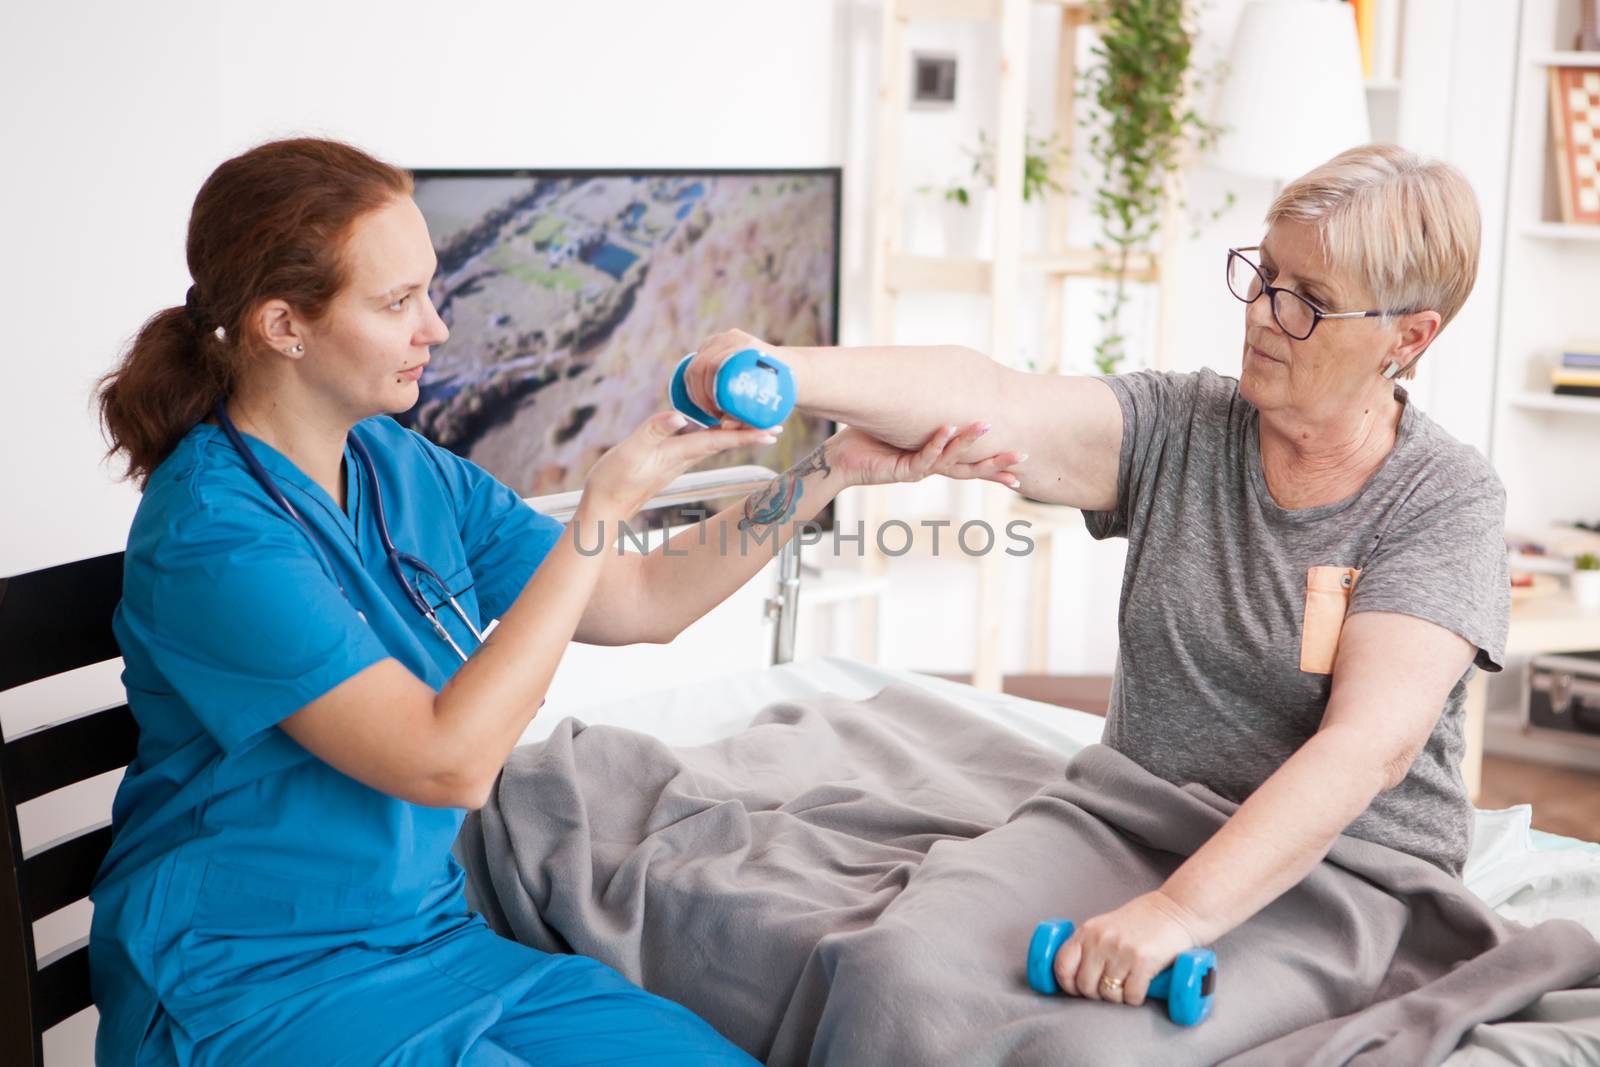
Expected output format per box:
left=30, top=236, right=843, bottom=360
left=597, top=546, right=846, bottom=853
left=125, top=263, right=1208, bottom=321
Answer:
left=531, top=654, right=1600, bottom=939
left=5, top=467, right=1600, bottom=1065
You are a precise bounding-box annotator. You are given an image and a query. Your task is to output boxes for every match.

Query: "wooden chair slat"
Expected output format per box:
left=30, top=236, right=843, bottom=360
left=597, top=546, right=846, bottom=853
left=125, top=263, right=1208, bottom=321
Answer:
left=0, top=553, right=123, bottom=693
left=3, top=706, right=137, bottom=805
left=34, top=943, right=91, bottom=1034
left=22, top=825, right=115, bottom=923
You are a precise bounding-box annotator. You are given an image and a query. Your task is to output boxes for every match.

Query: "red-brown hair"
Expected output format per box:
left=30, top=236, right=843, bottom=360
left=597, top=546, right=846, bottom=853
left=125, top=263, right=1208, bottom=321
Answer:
left=97, top=137, right=413, bottom=486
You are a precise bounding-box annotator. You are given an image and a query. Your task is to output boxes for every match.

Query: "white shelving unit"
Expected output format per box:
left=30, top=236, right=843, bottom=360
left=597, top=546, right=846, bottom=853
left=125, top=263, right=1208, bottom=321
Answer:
left=1361, top=0, right=1408, bottom=144
left=1491, top=1, right=1600, bottom=533
left=1521, top=221, right=1600, bottom=241
left=1509, top=392, right=1600, bottom=417
left=1531, top=50, right=1600, bottom=68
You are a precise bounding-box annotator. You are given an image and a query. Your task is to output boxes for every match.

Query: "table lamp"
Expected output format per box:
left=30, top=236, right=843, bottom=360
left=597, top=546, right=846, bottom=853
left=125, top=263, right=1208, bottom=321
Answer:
left=1211, top=0, right=1372, bottom=182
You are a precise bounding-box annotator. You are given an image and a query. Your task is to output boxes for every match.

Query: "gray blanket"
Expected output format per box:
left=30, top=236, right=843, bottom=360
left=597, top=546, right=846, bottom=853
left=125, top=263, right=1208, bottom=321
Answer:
left=456, top=684, right=1600, bottom=1066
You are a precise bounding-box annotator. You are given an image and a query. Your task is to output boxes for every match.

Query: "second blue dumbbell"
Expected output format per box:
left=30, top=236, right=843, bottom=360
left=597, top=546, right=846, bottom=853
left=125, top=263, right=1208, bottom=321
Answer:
left=1026, top=918, right=1218, bottom=1027
left=669, top=348, right=796, bottom=430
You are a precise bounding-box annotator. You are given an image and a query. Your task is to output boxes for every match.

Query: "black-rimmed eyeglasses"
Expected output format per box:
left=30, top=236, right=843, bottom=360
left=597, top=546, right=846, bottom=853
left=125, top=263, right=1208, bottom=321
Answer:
left=1226, top=246, right=1410, bottom=341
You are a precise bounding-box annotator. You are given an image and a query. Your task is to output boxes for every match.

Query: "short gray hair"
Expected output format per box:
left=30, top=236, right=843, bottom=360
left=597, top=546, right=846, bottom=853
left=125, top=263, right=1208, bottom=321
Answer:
left=1266, top=144, right=1480, bottom=378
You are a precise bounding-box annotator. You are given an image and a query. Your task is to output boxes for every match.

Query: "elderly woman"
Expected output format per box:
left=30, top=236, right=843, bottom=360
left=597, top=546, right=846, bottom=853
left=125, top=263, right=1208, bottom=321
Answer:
left=682, top=144, right=1508, bottom=1014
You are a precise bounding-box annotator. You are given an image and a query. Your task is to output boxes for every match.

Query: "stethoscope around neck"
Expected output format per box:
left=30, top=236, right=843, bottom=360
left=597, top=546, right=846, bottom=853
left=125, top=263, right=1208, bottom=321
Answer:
left=212, top=400, right=484, bottom=663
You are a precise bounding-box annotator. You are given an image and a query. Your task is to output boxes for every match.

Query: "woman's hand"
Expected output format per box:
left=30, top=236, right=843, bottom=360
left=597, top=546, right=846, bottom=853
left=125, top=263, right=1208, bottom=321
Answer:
left=685, top=334, right=1026, bottom=492
left=582, top=410, right=778, bottom=518
left=1052, top=891, right=1202, bottom=1008
left=684, top=329, right=781, bottom=422
left=830, top=423, right=1024, bottom=489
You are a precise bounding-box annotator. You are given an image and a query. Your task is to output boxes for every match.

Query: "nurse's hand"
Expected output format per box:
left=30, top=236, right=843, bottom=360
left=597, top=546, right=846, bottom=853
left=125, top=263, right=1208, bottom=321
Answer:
left=583, top=409, right=776, bottom=519
left=829, top=423, right=1024, bottom=489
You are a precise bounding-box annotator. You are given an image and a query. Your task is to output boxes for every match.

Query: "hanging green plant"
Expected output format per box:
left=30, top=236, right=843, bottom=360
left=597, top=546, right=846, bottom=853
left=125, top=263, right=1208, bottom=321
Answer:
left=1081, top=0, right=1223, bottom=375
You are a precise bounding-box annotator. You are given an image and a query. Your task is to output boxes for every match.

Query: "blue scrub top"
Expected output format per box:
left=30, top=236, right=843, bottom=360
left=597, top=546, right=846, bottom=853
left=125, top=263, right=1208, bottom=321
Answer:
left=89, top=416, right=564, bottom=1059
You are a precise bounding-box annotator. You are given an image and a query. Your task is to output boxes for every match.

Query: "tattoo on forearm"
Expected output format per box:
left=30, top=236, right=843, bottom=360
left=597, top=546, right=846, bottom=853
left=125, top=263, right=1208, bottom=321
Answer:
left=739, top=444, right=832, bottom=531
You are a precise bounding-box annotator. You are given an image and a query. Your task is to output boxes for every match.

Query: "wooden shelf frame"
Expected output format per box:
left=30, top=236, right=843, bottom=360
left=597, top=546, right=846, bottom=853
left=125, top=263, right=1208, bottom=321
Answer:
left=886, top=251, right=1160, bottom=293
left=859, top=0, right=1181, bottom=689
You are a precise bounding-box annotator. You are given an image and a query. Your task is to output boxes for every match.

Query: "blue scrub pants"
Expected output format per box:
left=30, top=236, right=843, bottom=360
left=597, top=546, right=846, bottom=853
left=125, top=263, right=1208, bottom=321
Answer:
left=144, top=923, right=759, bottom=1066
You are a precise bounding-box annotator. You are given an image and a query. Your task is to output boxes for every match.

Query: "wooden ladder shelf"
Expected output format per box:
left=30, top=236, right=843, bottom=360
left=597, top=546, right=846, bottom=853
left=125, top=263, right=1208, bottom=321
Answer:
left=859, top=0, right=1181, bottom=690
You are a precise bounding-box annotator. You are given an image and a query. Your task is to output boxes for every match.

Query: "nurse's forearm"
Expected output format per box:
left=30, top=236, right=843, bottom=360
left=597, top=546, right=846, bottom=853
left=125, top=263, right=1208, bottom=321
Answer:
left=430, top=495, right=626, bottom=804
left=635, top=440, right=847, bottom=642
left=1157, top=726, right=1390, bottom=943
left=780, top=344, right=1007, bottom=452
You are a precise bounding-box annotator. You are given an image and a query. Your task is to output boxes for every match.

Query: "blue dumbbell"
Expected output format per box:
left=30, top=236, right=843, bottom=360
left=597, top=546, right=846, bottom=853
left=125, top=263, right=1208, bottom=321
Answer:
left=669, top=348, right=796, bottom=430
left=1026, top=919, right=1218, bottom=1027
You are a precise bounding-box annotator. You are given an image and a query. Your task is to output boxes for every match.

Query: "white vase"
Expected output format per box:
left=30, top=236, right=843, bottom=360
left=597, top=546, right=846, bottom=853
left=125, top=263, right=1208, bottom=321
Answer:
left=1573, top=569, right=1600, bottom=611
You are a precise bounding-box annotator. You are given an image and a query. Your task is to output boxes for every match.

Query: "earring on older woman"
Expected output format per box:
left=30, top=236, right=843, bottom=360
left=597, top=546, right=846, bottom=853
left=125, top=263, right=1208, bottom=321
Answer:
left=1382, top=351, right=1426, bottom=380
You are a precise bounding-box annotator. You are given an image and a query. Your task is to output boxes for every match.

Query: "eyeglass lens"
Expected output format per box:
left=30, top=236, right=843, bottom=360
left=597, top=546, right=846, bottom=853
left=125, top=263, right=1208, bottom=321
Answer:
left=1227, top=253, right=1317, bottom=340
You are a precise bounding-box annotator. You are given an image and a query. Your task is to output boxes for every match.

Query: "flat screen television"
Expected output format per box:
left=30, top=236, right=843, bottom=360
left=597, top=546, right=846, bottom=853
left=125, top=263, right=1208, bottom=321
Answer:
left=404, top=168, right=841, bottom=529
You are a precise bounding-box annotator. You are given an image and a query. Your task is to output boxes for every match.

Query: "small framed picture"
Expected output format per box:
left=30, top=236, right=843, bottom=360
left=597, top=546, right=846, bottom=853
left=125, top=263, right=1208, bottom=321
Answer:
left=1550, top=66, right=1600, bottom=225
left=911, top=53, right=957, bottom=109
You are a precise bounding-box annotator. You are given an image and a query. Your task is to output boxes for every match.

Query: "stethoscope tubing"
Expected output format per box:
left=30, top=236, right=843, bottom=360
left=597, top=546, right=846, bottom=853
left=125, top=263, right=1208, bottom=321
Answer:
left=212, top=401, right=483, bottom=662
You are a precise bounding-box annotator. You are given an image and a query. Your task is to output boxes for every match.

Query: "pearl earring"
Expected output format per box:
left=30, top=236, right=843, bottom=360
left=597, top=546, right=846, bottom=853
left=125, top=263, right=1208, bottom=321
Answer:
left=286, top=343, right=304, bottom=355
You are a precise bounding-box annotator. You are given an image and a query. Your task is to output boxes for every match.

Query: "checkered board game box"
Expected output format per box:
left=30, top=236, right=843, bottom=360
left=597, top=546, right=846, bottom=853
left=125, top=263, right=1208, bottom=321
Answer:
left=1551, top=66, right=1600, bottom=226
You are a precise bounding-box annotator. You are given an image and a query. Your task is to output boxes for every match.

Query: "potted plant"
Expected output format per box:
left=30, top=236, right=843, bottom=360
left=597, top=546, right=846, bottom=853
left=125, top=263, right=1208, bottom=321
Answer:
left=1574, top=552, right=1600, bottom=611
left=919, top=129, right=1066, bottom=257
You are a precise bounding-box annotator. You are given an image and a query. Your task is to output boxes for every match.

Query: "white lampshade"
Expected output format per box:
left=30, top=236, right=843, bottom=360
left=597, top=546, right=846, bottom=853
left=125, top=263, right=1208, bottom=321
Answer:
left=1210, top=0, right=1372, bottom=182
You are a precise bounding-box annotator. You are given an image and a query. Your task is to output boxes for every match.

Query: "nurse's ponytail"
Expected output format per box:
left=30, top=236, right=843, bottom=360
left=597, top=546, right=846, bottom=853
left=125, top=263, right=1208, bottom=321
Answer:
left=97, top=138, right=412, bottom=487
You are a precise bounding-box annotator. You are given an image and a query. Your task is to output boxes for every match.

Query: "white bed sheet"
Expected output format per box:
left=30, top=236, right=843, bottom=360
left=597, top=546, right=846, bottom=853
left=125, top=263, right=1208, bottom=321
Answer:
left=530, top=655, right=1600, bottom=937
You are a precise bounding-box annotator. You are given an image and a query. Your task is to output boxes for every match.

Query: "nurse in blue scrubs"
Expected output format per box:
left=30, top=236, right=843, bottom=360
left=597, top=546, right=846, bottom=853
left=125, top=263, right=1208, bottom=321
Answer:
left=89, top=137, right=1022, bottom=1066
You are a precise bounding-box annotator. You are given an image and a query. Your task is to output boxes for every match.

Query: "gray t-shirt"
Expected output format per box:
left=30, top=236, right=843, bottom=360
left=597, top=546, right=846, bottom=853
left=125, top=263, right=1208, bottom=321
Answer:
left=1084, top=368, right=1509, bottom=875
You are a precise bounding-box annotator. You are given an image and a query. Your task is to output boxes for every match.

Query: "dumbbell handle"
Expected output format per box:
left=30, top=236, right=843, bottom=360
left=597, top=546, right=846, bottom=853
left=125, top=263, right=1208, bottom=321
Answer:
left=669, top=349, right=795, bottom=430
left=1026, top=919, right=1217, bottom=1027
left=1146, top=966, right=1180, bottom=1004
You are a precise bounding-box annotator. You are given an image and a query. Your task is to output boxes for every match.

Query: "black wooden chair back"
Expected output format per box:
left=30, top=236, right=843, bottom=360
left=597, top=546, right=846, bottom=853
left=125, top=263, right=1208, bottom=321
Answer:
left=0, top=552, right=137, bottom=1067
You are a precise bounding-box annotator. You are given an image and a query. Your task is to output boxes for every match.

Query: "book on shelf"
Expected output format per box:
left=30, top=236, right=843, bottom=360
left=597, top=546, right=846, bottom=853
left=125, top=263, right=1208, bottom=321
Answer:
left=1553, top=384, right=1600, bottom=399
left=1351, top=0, right=1375, bottom=80
left=1553, top=368, right=1600, bottom=388
left=1561, top=343, right=1600, bottom=369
